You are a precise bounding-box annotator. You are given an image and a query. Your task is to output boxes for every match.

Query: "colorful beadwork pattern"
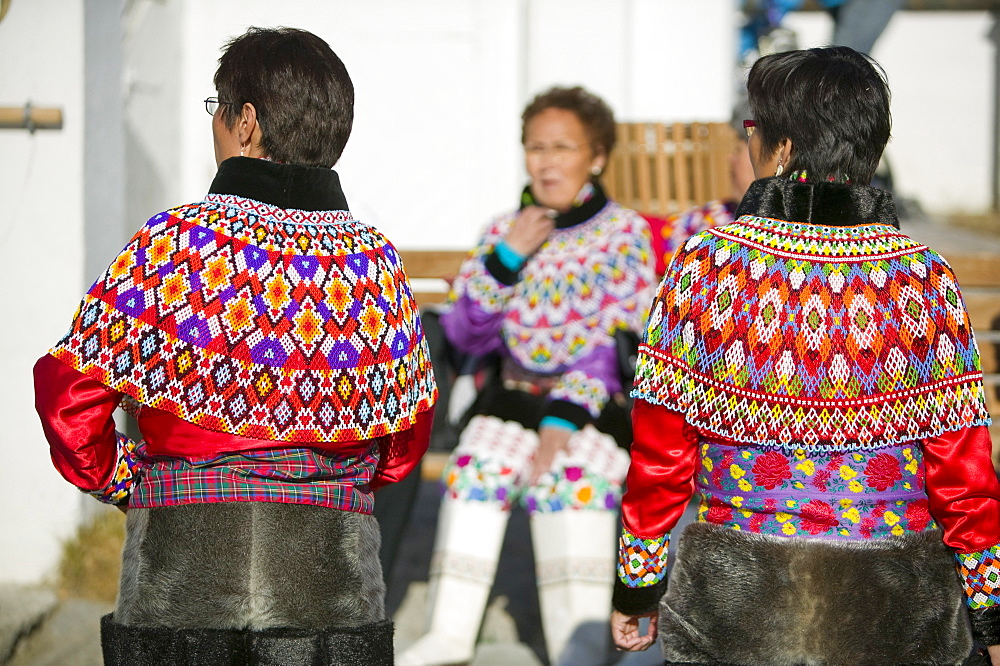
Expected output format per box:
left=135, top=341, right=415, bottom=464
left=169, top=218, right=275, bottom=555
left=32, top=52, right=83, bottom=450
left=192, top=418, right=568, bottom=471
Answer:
left=442, top=415, right=629, bottom=513
left=956, top=544, right=1000, bottom=609
left=618, top=530, right=669, bottom=588
left=644, top=199, right=736, bottom=275
left=696, top=442, right=936, bottom=540
left=547, top=370, right=609, bottom=418
left=448, top=202, right=655, bottom=376
left=50, top=196, right=437, bottom=443
left=633, top=217, right=990, bottom=452
left=88, top=432, right=139, bottom=505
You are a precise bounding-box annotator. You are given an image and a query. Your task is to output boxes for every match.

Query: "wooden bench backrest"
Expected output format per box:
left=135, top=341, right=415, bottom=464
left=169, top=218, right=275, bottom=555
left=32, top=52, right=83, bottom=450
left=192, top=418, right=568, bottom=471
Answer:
left=397, top=249, right=467, bottom=306
left=604, top=121, right=737, bottom=218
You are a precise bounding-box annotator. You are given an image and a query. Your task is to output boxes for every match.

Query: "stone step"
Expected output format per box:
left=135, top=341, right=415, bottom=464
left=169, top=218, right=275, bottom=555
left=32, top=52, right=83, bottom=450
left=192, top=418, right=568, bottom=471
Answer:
left=0, top=585, right=57, bottom=664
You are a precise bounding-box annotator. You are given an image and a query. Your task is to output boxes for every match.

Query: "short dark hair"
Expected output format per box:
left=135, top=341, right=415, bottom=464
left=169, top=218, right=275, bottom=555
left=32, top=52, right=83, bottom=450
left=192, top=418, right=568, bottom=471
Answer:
left=746, top=46, right=890, bottom=184
left=214, top=27, right=354, bottom=167
left=521, top=86, right=616, bottom=158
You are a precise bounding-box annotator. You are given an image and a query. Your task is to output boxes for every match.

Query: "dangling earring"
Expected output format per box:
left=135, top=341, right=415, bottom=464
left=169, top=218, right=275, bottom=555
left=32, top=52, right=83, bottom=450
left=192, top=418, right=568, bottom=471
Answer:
left=240, top=143, right=246, bottom=157
left=775, top=158, right=784, bottom=177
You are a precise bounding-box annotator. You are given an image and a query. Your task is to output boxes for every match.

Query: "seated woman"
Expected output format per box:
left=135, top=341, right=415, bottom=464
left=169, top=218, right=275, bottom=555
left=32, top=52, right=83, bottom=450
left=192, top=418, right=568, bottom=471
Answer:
left=398, top=86, right=657, bottom=666
left=33, top=27, right=435, bottom=666
left=611, top=46, right=1000, bottom=665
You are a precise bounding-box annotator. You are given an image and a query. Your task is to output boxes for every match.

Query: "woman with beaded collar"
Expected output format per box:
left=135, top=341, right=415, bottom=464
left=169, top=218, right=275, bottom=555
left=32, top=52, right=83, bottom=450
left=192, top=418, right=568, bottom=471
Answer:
left=34, top=27, right=435, bottom=665
left=611, top=46, right=1000, bottom=665
left=399, top=86, right=657, bottom=666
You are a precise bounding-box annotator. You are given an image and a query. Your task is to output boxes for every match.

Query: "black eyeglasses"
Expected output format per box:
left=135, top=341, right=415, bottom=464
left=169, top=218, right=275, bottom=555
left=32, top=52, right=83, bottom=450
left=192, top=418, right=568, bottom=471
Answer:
left=204, top=97, right=232, bottom=116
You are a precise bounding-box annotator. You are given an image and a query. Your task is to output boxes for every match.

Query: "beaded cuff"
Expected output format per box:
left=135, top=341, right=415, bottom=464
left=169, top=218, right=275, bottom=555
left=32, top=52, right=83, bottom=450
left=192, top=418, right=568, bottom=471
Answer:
left=86, top=432, right=139, bottom=505
left=956, top=543, right=1000, bottom=610
left=618, top=529, right=669, bottom=588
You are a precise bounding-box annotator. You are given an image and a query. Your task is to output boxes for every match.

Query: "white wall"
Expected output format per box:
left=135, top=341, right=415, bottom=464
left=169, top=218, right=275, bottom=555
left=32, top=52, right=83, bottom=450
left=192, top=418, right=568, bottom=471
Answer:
left=153, top=0, right=735, bottom=251
left=0, top=0, right=88, bottom=583
left=784, top=10, right=997, bottom=215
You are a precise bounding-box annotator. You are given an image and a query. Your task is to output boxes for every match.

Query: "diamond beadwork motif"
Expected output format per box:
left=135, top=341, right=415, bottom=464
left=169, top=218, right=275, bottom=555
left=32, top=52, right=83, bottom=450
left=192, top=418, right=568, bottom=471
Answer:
left=617, top=529, right=668, bottom=588
left=957, top=543, right=1000, bottom=609
left=633, top=217, right=990, bottom=452
left=51, top=195, right=436, bottom=442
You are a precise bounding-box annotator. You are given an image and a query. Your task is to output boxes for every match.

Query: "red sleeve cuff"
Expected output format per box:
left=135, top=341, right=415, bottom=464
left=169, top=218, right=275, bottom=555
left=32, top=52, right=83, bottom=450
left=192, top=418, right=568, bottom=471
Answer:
left=33, top=354, right=122, bottom=491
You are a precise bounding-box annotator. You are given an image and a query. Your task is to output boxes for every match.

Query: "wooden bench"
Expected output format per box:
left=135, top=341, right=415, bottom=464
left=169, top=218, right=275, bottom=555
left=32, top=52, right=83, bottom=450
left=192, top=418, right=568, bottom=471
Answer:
left=604, top=121, right=738, bottom=218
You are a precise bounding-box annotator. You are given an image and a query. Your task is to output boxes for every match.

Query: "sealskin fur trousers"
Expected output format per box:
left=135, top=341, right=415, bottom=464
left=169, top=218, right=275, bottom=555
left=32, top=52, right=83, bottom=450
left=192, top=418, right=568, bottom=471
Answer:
left=660, top=522, right=972, bottom=666
left=103, top=502, right=392, bottom=666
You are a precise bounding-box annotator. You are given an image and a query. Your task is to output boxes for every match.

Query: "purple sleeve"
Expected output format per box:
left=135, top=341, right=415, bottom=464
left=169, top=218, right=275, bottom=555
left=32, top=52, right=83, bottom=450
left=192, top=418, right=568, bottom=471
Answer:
left=439, top=293, right=507, bottom=357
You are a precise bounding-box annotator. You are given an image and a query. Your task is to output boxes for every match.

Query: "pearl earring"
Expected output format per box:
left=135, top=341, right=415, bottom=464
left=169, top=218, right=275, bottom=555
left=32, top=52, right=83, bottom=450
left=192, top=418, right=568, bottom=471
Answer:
left=591, top=165, right=602, bottom=176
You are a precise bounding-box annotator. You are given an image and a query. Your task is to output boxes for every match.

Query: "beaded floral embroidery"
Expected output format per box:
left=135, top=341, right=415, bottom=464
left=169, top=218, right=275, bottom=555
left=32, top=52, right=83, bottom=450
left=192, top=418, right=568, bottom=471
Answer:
left=697, top=443, right=936, bottom=540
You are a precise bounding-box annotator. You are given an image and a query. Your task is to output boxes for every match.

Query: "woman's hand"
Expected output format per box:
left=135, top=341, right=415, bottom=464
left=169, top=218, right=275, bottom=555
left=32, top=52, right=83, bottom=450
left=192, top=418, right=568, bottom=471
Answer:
left=611, top=609, right=658, bottom=652
left=988, top=644, right=1000, bottom=664
left=527, top=426, right=572, bottom=485
left=505, top=206, right=556, bottom=257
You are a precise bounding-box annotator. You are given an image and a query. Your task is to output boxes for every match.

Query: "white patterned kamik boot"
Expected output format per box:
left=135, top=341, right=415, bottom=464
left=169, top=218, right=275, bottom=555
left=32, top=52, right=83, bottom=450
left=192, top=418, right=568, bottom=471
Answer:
left=396, top=498, right=509, bottom=666
left=531, top=508, right=617, bottom=666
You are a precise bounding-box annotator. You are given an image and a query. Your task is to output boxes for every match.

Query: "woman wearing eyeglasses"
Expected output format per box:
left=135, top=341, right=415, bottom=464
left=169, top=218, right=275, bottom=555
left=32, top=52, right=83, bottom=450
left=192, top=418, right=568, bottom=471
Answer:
left=398, top=86, right=657, bottom=666
left=33, top=27, right=435, bottom=665
left=611, top=46, right=1000, bottom=665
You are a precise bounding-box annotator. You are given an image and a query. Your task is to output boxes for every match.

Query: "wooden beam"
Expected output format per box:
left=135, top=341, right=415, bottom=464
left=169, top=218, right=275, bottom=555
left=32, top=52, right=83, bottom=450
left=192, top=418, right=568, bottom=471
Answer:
left=0, top=105, right=63, bottom=131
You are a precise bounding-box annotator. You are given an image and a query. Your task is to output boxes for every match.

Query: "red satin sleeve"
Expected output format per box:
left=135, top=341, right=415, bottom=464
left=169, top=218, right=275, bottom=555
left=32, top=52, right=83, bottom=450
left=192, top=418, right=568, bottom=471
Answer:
left=371, top=406, right=434, bottom=490
left=922, top=425, right=1000, bottom=552
left=33, top=354, right=121, bottom=492
left=621, top=398, right=700, bottom=538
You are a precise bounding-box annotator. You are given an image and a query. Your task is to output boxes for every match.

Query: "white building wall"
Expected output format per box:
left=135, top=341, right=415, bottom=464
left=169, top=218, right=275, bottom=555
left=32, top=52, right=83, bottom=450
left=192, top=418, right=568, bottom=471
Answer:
left=0, top=0, right=88, bottom=583
left=785, top=10, right=997, bottom=214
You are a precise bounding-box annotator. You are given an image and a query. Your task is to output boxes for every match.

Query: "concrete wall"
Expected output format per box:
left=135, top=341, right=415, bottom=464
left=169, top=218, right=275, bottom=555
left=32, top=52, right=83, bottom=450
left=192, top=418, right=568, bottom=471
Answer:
left=0, top=0, right=89, bottom=583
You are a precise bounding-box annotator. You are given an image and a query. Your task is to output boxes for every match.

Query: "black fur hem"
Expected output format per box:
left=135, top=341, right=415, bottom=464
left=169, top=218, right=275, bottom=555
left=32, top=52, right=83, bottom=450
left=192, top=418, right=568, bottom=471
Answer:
left=101, top=614, right=393, bottom=666
left=969, top=605, right=1000, bottom=646
left=612, top=578, right=666, bottom=615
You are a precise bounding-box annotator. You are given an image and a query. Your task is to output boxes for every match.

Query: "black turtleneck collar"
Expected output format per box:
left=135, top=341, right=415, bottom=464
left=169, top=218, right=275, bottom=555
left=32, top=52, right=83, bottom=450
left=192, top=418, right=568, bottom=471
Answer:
left=208, top=157, right=349, bottom=212
left=520, top=180, right=610, bottom=229
left=735, top=176, right=899, bottom=229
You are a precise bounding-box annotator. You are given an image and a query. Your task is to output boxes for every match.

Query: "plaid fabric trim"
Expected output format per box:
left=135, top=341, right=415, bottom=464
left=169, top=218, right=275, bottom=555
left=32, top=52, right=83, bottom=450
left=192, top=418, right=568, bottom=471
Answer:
left=957, top=543, right=1000, bottom=609
left=618, top=529, right=669, bottom=588
left=130, top=443, right=379, bottom=513
left=87, top=432, right=139, bottom=504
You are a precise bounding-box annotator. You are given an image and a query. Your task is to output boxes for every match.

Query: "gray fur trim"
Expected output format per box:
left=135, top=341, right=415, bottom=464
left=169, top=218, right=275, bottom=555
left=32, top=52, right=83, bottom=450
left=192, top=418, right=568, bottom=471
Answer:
left=115, top=503, right=386, bottom=630
left=661, top=522, right=972, bottom=666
